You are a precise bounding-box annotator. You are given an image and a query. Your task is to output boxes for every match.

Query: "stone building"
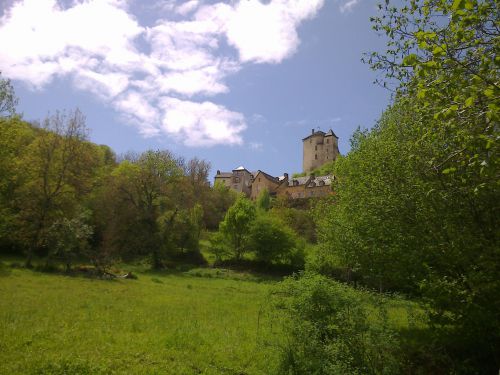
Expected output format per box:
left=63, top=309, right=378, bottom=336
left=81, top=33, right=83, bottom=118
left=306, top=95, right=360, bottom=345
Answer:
left=302, top=129, right=340, bottom=173
left=275, top=174, right=334, bottom=199
left=214, top=166, right=253, bottom=196
left=249, top=170, right=281, bottom=200
left=214, top=128, right=338, bottom=200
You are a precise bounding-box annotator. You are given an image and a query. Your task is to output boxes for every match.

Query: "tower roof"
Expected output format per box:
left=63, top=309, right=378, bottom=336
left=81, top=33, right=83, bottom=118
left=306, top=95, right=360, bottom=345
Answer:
left=302, top=128, right=338, bottom=141
left=324, top=129, right=338, bottom=138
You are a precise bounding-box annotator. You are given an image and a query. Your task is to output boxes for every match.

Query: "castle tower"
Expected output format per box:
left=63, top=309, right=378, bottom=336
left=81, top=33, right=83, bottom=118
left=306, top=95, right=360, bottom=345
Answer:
left=302, top=128, right=339, bottom=173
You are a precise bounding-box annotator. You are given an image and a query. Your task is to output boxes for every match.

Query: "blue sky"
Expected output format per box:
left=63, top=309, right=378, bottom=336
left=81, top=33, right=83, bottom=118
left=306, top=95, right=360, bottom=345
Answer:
left=1, top=0, right=392, bottom=178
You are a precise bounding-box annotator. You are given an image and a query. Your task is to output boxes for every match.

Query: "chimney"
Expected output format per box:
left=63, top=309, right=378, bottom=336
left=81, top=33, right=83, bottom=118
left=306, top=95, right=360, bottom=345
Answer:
left=216, top=170, right=220, bottom=175
left=311, top=128, right=314, bottom=135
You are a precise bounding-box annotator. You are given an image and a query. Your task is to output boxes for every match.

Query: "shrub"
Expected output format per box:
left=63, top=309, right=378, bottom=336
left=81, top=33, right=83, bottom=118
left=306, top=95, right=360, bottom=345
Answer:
left=271, top=272, right=402, bottom=374
left=248, top=215, right=305, bottom=268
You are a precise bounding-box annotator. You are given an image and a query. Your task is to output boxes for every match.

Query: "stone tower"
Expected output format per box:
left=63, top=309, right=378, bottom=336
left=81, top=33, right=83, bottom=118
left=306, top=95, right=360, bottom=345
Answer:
left=302, top=128, right=340, bottom=173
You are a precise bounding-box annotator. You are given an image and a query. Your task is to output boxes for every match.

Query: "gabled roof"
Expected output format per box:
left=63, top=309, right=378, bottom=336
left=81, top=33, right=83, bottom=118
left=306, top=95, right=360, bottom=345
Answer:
left=254, top=170, right=279, bottom=183
left=308, top=175, right=334, bottom=187
left=287, top=176, right=310, bottom=187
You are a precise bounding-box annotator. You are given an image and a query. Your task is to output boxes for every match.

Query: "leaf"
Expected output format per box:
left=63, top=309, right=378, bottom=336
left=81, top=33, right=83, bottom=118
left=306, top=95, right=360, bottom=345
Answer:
left=403, top=54, right=418, bottom=66
left=452, top=0, right=465, bottom=11
left=442, top=167, right=457, bottom=175
left=484, top=88, right=494, bottom=97
left=464, top=97, right=475, bottom=107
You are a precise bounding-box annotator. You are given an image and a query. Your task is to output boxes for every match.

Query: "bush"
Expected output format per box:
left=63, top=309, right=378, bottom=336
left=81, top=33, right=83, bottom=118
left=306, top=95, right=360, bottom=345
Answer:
left=248, top=215, right=304, bottom=268
left=271, top=272, right=402, bottom=374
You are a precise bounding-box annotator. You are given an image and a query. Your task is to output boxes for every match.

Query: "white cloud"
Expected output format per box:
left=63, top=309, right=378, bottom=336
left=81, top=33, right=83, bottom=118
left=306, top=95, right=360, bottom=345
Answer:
left=159, top=97, right=246, bottom=147
left=175, top=0, right=200, bottom=16
left=0, top=0, right=325, bottom=146
left=339, top=0, right=360, bottom=13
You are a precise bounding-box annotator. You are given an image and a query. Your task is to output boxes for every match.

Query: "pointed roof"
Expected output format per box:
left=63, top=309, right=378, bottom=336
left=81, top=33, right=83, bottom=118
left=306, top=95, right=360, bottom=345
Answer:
left=302, top=130, right=325, bottom=141
left=324, top=129, right=338, bottom=138
left=254, top=170, right=279, bottom=182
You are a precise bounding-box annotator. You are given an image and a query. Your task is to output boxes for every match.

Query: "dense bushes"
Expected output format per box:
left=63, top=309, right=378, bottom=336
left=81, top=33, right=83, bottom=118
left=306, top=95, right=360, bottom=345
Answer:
left=272, top=273, right=402, bottom=375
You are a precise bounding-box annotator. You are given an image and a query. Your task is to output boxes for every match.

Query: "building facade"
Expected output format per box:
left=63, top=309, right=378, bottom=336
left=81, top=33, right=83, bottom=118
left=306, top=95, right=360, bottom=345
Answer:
left=275, top=174, right=334, bottom=199
left=250, top=170, right=281, bottom=200
left=302, top=129, right=340, bottom=173
left=214, top=166, right=253, bottom=196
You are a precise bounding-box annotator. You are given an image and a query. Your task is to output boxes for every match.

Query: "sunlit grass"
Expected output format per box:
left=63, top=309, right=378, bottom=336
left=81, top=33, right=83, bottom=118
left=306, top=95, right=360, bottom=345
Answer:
left=0, top=262, right=282, bottom=374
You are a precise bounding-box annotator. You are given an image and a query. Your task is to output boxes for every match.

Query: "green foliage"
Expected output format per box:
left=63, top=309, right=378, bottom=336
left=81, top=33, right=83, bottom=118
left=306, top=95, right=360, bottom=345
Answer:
left=292, top=161, right=336, bottom=178
left=45, top=211, right=93, bottom=271
left=255, top=188, right=270, bottom=211
left=203, top=181, right=238, bottom=230
left=351, top=1, right=500, bottom=371
left=0, top=72, right=18, bottom=117
left=248, top=214, right=304, bottom=267
left=270, top=205, right=317, bottom=243
left=207, top=231, right=231, bottom=264
left=272, top=272, right=402, bottom=375
left=219, top=195, right=256, bottom=260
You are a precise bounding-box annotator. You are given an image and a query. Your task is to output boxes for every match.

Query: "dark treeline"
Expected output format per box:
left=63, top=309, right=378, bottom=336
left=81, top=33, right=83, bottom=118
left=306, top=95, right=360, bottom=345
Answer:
left=0, top=105, right=237, bottom=272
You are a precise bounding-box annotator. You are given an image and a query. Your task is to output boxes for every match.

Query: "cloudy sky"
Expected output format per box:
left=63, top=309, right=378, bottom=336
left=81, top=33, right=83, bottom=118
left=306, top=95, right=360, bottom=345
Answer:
left=1, top=0, right=391, bottom=177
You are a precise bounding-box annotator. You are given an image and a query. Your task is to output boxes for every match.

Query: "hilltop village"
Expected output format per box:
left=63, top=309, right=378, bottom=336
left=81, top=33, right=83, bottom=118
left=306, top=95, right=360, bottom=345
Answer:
left=214, top=128, right=339, bottom=199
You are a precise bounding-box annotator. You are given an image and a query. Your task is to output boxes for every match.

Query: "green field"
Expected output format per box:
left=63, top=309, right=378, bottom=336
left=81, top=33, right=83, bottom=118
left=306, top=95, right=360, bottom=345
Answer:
left=0, top=260, right=423, bottom=375
left=0, top=263, right=283, bottom=375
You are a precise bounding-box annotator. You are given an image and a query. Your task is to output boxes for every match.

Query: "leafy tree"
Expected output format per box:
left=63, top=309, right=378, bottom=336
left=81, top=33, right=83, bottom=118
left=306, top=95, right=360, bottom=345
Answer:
left=219, top=195, right=256, bottom=261
left=104, top=150, right=184, bottom=268
left=0, top=72, right=18, bottom=117
left=17, top=110, right=95, bottom=267
left=248, top=215, right=304, bottom=267
left=203, top=180, right=238, bottom=230
left=208, top=231, right=231, bottom=264
left=0, top=117, right=35, bottom=253
left=45, top=211, right=93, bottom=271
left=357, top=0, right=500, bottom=371
left=256, top=188, right=271, bottom=211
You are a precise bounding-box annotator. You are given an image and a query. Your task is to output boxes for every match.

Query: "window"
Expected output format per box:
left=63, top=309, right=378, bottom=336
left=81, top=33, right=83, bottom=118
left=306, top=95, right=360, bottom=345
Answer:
left=315, top=145, right=317, bottom=151
left=258, top=178, right=261, bottom=182
left=234, top=177, right=240, bottom=183
left=326, top=139, right=330, bottom=144
left=315, top=154, right=318, bottom=160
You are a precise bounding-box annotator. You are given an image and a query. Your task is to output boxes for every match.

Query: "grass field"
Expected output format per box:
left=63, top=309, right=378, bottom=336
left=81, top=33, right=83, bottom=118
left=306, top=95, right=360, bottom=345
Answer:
left=0, top=262, right=283, bottom=375
left=0, top=259, right=424, bottom=374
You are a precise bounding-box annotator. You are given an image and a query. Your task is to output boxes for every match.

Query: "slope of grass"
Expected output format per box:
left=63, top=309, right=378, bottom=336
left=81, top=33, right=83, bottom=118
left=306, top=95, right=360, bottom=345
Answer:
left=0, top=262, right=282, bottom=375
left=0, top=258, right=425, bottom=374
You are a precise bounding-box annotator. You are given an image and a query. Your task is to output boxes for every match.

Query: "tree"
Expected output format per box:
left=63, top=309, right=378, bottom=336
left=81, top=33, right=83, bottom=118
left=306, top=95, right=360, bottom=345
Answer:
left=105, top=150, right=184, bottom=268
left=366, top=0, right=499, bottom=191
left=17, top=109, right=94, bottom=267
left=0, top=117, right=35, bottom=253
left=256, top=188, right=271, bottom=211
left=0, top=72, right=18, bottom=117
left=203, top=181, right=238, bottom=230
left=219, top=195, right=256, bottom=261
left=248, top=215, right=304, bottom=267
left=45, top=211, right=93, bottom=271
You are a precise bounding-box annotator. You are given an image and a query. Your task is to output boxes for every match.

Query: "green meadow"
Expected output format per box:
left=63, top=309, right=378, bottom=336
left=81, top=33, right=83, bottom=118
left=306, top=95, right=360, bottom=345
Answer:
left=0, top=260, right=423, bottom=375
left=0, top=263, right=283, bottom=375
